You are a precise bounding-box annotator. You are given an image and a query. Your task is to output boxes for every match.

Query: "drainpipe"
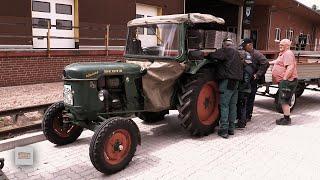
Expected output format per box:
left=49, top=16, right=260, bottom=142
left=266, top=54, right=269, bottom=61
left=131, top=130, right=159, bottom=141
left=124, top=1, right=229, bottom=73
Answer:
left=237, top=5, right=243, bottom=46
left=184, top=0, right=186, bottom=13
left=267, top=6, right=272, bottom=51
left=312, top=25, right=316, bottom=51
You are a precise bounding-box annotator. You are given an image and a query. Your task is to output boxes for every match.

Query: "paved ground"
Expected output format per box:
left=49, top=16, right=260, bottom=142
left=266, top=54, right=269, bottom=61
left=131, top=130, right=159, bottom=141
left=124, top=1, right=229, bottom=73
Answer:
left=1, top=88, right=320, bottom=180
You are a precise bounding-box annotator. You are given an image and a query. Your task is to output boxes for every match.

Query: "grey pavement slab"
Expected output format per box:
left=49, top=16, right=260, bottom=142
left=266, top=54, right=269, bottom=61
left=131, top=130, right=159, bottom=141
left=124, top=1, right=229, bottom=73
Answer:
left=0, top=89, right=320, bottom=180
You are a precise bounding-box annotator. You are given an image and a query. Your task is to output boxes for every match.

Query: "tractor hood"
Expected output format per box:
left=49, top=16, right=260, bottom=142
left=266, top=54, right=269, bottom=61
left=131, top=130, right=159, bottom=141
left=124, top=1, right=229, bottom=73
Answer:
left=64, top=62, right=142, bottom=79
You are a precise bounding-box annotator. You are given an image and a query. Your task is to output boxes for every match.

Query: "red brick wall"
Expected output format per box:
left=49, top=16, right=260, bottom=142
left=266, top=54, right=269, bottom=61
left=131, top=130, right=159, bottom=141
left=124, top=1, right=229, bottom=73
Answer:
left=0, top=51, right=124, bottom=87
left=269, top=10, right=315, bottom=51
left=248, top=6, right=270, bottom=50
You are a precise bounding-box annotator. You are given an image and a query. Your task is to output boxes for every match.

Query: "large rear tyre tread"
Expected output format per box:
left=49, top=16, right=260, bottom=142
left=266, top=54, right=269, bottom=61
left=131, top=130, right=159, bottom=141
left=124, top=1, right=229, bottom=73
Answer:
left=178, top=69, right=219, bottom=137
left=42, top=101, right=83, bottom=145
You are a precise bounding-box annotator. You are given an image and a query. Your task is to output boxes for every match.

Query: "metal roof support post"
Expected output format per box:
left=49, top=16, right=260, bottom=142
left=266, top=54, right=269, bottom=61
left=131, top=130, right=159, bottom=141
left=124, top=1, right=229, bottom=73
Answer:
left=237, top=5, right=244, bottom=46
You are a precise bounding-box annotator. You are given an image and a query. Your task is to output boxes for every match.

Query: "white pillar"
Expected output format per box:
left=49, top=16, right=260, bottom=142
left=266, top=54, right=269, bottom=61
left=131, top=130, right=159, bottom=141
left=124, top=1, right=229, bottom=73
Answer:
left=237, top=6, right=244, bottom=46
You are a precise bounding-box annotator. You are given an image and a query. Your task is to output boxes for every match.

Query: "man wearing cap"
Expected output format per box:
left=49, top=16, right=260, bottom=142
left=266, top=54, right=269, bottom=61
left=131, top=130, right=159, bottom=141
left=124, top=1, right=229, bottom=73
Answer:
left=207, top=39, right=243, bottom=138
left=240, top=38, right=270, bottom=123
left=270, top=39, right=298, bottom=125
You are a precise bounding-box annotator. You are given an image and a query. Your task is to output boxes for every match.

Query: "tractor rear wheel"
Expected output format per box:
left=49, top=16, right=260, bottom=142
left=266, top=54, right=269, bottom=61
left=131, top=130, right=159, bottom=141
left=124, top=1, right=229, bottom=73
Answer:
left=178, top=69, right=219, bottom=136
left=136, top=110, right=168, bottom=123
left=42, top=101, right=83, bottom=145
left=89, top=117, right=140, bottom=174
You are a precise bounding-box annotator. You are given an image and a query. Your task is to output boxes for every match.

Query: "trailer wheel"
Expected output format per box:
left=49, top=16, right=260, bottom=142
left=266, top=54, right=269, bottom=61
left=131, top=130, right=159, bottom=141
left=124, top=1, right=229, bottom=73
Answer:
left=296, top=82, right=306, bottom=98
left=42, top=101, right=83, bottom=145
left=136, top=110, right=168, bottom=123
left=275, top=92, right=297, bottom=113
left=178, top=69, right=219, bottom=136
left=89, top=117, right=140, bottom=174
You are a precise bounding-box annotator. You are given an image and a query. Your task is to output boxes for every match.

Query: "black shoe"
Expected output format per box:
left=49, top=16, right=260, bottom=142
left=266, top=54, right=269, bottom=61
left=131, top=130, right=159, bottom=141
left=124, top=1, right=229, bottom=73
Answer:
left=228, top=130, right=234, bottom=135
left=276, top=118, right=291, bottom=125
left=236, top=122, right=246, bottom=129
left=218, top=130, right=229, bottom=139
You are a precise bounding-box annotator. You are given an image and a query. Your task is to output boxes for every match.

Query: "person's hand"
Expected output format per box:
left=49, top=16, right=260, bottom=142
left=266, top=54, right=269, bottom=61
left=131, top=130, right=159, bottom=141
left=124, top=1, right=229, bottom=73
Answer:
left=253, top=74, right=257, bottom=80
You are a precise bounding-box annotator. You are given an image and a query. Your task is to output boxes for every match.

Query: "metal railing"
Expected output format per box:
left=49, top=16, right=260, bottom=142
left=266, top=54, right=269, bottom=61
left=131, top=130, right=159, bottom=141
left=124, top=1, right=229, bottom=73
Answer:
left=0, top=21, right=127, bottom=57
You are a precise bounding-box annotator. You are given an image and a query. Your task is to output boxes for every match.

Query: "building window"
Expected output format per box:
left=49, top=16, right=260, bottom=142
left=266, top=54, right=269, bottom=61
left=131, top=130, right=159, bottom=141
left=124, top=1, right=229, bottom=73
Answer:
left=32, top=1, right=50, bottom=13
left=56, top=4, right=72, bottom=15
left=289, top=30, right=294, bottom=41
left=136, top=14, right=144, bottom=35
left=306, top=34, right=310, bottom=45
left=146, top=16, right=156, bottom=35
left=56, top=20, right=72, bottom=30
left=32, top=18, right=51, bottom=29
left=286, top=29, right=294, bottom=41
left=275, top=28, right=281, bottom=41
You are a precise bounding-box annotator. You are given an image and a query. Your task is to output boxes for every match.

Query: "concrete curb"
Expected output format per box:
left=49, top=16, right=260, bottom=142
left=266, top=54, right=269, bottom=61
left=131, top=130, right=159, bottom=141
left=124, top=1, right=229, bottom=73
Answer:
left=0, top=131, right=45, bottom=152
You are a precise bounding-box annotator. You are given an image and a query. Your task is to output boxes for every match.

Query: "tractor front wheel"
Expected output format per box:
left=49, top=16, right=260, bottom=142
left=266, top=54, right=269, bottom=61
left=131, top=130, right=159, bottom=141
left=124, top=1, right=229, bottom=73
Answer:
left=42, top=101, right=83, bottom=145
left=178, top=69, right=219, bottom=136
left=89, top=117, right=140, bottom=174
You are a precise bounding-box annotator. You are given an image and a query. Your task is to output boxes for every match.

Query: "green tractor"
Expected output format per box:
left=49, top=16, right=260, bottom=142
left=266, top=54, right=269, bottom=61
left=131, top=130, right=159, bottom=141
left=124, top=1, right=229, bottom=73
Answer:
left=43, top=13, right=225, bottom=174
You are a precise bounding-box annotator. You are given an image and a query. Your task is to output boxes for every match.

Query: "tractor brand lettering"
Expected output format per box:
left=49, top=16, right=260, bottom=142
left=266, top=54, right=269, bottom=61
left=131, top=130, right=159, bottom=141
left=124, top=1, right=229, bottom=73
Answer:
left=86, top=71, right=99, bottom=78
left=104, top=69, right=123, bottom=74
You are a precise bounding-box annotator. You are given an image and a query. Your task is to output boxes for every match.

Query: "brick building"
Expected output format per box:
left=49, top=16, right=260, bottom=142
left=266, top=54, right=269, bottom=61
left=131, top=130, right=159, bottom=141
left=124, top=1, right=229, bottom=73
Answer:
left=0, top=0, right=184, bottom=49
left=0, top=0, right=320, bottom=87
left=0, top=0, right=319, bottom=51
left=186, top=0, right=320, bottom=51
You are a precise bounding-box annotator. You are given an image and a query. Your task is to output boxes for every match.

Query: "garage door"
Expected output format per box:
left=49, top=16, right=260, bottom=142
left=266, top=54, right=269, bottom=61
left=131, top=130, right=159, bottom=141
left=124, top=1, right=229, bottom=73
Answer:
left=136, top=4, right=161, bottom=47
left=32, top=0, right=75, bottom=48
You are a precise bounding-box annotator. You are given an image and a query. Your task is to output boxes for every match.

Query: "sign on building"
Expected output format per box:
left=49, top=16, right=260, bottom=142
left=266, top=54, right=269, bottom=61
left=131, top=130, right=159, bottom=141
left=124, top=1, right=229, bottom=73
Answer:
left=243, top=0, right=255, bottom=25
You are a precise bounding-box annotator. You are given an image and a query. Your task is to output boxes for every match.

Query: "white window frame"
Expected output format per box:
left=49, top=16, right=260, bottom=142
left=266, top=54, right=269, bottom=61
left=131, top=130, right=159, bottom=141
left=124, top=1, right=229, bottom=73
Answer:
left=306, top=34, right=310, bottom=45
left=275, top=28, right=281, bottom=42
left=289, top=30, right=294, bottom=41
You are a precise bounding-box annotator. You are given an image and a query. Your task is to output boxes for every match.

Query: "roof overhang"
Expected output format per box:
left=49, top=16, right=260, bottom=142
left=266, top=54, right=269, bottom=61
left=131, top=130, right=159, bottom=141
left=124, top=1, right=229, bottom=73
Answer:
left=127, top=13, right=225, bottom=27
left=255, top=0, right=320, bottom=24
left=221, top=0, right=244, bottom=6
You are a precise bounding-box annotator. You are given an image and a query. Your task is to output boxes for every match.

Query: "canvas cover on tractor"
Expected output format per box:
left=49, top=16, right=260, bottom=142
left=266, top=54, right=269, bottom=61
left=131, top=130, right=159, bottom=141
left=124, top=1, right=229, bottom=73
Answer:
left=127, top=60, right=185, bottom=111
left=127, top=13, right=225, bottom=27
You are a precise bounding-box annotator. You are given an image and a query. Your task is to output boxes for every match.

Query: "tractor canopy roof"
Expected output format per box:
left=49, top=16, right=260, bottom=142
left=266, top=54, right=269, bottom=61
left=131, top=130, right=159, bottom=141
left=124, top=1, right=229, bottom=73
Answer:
left=127, top=13, right=225, bottom=27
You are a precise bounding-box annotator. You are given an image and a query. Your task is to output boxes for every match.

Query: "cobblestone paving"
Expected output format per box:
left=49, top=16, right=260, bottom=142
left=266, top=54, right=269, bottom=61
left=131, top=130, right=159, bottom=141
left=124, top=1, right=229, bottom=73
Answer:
left=1, top=89, right=320, bottom=180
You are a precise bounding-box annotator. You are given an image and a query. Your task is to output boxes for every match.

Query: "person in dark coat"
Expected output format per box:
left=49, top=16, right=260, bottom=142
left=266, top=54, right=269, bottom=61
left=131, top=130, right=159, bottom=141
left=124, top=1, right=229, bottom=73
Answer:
left=207, top=38, right=243, bottom=138
left=240, top=38, right=270, bottom=122
left=236, top=51, right=254, bottom=128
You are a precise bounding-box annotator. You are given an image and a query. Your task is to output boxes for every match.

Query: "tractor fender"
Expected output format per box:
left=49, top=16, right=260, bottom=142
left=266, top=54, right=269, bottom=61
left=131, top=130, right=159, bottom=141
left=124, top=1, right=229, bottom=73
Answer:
left=186, top=59, right=217, bottom=75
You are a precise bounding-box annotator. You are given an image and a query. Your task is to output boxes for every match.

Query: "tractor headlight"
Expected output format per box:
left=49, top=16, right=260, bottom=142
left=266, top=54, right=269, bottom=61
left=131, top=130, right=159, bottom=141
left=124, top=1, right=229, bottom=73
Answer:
left=63, top=85, right=73, bottom=105
left=98, top=90, right=109, bottom=102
